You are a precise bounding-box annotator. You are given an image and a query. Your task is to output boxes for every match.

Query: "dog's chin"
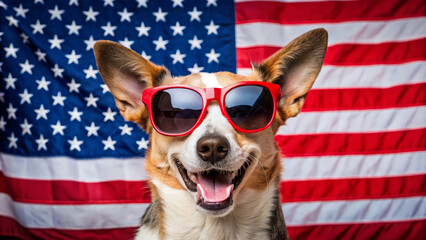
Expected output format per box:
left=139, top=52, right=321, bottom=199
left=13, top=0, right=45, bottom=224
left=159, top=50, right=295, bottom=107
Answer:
left=174, top=158, right=253, bottom=217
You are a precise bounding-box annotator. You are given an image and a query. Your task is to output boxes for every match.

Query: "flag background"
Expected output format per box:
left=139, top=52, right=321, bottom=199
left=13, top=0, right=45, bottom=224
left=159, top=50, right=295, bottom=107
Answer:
left=1, top=0, right=425, bottom=239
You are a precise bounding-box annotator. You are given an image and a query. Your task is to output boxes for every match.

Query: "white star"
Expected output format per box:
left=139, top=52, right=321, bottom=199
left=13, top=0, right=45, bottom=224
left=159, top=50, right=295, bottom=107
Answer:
left=103, top=0, right=114, bottom=7
left=4, top=43, right=19, bottom=58
left=35, top=104, right=49, bottom=120
left=136, top=0, right=148, bottom=8
left=205, top=20, right=219, bottom=35
left=14, top=4, right=29, bottom=18
left=170, top=49, right=186, bottom=64
left=119, top=37, right=134, bottom=48
left=153, top=7, right=167, bottom=22
left=171, top=22, right=185, bottom=36
left=136, top=137, right=149, bottom=150
left=48, top=5, right=64, bottom=21
left=19, top=60, right=34, bottom=74
left=119, top=124, right=133, bottom=136
left=19, top=89, right=33, bottom=104
left=69, top=0, right=79, bottom=6
left=207, top=0, right=217, bottom=7
left=68, top=136, right=83, bottom=151
left=188, top=7, right=202, bottom=22
left=20, top=119, right=33, bottom=135
left=83, top=7, right=99, bottom=22
left=141, top=51, right=151, bottom=60
left=7, top=103, right=17, bottom=119
left=172, top=0, right=184, bottom=8
left=36, top=76, right=50, bottom=91
left=68, top=107, right=83, bottom=121
left=85, top=122, right=99, bottom=137
left=84, top=65, right=98, bottom=79
left=4, top=73, right=17, bottom=89
left=153, top=36, right=168, bottom=51
left=6, top=16, right=19, bottom=27
left=84, top=36, right=96, bottom=51
left=36, top=134, right=49, bottom=151
left=35, top=48, right=46, bottom=62
left=0, top=116, right=6, bottom=131
left=85, top=93, right=98, bottom=107
left=102, top=136, right=116, bottom=151
left=51, top=120, right=66, bottom=135
left=136, top=22, right=150, bottom=37
left=188, top=35, right=203, bottom=50
left=52, top=91, right=66, bottom=106
left=101, top=22, right=117, bottom=36
left=65, top=50, right=81, bottom=64
left=8, top=133, right=18, bottom=149
left=20, top=32, right=29, bottom=44
left=188, top=63, right=204, bottom=74
left=34, top=0, right=44, bottom=4
left=66, top=21, right=81, bottom=35
left=103, top=107, right=117, bottom=122
left=118, top=8, right=133, bottom=22
left=51, top=64, right=64, bottom=78
left=31, top=20, right=46, bottom=34
left=0, top=1, right=7, bottom=9
left=206, top=49, right=220, bottom=63
left=67, top=79, right=81, bottom=93
left=100, top=83, right=110, bottom=93
left=48, top=35, right=64, bottom=49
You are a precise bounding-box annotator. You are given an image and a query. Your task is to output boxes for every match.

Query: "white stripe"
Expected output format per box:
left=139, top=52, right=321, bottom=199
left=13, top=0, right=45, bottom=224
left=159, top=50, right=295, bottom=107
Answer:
left=282, top=151, right=426, bottom=180
left=236, top=17, right=426, bottom=48
left=0, top=193, right=146, bottom=229
left=284, top=196, right=426, bottom=226
left=278, top=106, right=426, bottom=135
left=0, top=153, right=147, bottom=182
left=1, top=193, right=423, bottom=229
left=238, top=61, right=426, bottom=89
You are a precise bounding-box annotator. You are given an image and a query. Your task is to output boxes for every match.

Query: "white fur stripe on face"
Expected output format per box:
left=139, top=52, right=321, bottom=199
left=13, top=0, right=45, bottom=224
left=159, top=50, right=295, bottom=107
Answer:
left=200, top=73, right=222, bottom=88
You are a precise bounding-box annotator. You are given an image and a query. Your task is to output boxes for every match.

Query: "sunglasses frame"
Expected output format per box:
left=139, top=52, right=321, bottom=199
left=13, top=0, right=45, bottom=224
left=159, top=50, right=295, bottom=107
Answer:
left=142, top=81, right=282, bottom=137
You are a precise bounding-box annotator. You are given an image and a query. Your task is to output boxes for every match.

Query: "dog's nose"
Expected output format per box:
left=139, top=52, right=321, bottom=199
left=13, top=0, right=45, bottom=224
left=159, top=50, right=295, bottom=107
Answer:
left=196, top=135, right=230, bottom=164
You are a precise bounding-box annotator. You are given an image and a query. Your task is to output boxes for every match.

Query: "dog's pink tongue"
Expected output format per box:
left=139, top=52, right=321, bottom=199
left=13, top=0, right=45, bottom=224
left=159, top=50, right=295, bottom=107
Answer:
left=197, top=173, right=233, bottom=203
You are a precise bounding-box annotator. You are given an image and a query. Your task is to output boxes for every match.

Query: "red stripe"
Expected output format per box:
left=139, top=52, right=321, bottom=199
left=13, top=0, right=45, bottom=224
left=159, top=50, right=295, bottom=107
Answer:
left=0, top=216, right=136, bottom=240
left=0, top=172, right=151, bottom=204
left=275, top=128, right=426, bottom=157
left=236, top=0, right=425, bottom=24
left=287, top=219, right=426, bottom=240
left=237, top=38, right=426, bottom=68
left=2, top=172, right=425, bottom=205
left=302, top=83, right=426, bottom=112
left=281, top=174, right=426, bottom=202
left=1, top=215, right=425, bottom=240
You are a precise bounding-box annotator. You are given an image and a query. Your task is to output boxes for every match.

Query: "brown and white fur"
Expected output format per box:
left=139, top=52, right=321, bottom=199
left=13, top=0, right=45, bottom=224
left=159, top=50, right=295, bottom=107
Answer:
left=94, top=28, right=328, bottom=240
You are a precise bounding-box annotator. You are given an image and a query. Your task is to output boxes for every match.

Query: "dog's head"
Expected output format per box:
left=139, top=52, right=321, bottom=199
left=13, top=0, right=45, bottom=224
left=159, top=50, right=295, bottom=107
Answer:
left=94, top=29, right=327, bottom=216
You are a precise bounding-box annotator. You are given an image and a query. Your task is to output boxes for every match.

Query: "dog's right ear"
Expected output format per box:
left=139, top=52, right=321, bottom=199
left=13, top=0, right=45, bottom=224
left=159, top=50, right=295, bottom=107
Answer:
left=94, top=40, right=170, bottom=129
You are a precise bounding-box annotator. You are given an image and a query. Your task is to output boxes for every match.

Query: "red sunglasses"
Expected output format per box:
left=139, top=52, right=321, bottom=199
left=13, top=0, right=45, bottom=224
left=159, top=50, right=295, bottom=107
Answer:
left=142, top=81, right=281, bottom=137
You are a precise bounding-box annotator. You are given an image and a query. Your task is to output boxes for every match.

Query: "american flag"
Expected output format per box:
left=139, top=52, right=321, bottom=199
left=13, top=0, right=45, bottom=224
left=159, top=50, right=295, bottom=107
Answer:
left=0, top=0, right=425, bottom=239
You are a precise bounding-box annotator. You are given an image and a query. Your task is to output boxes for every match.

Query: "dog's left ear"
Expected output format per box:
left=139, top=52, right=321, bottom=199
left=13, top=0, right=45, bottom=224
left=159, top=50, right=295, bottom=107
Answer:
left=94, top=40, right=171, bottom=129
left=252, top=28, right=328, bottom=119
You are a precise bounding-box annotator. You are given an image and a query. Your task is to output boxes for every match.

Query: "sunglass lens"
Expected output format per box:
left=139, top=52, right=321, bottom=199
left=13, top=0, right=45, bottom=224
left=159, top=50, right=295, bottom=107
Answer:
left=152, top=88, right=203, bottom=134
left=225, top=85, right=274, bottom=131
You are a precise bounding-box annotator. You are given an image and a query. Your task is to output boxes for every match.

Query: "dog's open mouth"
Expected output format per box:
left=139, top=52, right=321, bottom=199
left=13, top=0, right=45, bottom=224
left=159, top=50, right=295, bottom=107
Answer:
left=175, top=159, right=252, bottom=212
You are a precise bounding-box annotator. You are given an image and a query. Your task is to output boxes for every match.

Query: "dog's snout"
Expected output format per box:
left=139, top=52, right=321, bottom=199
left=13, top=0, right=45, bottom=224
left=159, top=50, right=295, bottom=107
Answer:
left=196, top=135, right=230, bottom=164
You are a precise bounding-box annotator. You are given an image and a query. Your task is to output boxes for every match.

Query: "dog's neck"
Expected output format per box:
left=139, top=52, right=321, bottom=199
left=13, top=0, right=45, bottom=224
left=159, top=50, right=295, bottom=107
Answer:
left=154, top=180, right=276, bottom=240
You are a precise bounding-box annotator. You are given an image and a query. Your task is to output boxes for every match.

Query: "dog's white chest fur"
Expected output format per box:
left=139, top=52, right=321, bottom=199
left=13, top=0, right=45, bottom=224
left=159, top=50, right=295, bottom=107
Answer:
left=136, top=180, right=275, bottom=240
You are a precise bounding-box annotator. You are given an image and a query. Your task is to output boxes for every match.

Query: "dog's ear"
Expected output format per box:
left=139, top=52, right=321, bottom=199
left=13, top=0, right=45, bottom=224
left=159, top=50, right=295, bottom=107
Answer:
left=94, top=40, right=170, bottom=129
left=252, top=28, right=328, bottom=119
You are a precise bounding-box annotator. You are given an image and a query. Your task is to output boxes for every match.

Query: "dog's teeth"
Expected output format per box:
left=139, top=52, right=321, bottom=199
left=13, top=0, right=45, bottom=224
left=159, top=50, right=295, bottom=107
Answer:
left=190, top=173, right=197, bottom=183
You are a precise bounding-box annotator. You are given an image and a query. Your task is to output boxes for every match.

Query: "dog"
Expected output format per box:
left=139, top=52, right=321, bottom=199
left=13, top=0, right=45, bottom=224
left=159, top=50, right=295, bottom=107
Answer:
left=94, top=28, right=328, bottom=240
